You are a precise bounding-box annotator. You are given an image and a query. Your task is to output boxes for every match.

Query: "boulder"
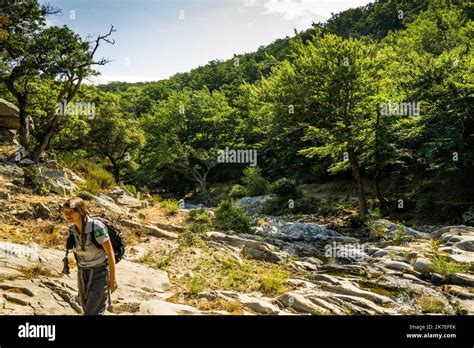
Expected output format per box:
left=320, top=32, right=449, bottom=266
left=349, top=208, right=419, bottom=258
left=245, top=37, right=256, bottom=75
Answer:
left=6, top=146, right=27, bottom=162
left=94, top=195, right=127, bottom=215
left=242, top=240, right=285, bottom=263
left=372, top=219, right=430, bottom=239
left=32, top=202, right=51, bottom=219
left=0, top=127, right=17, bottom=144
left=34, top=166, right=77, bottom=197
left=463, top=207, right=474, bottom=226
left=235, top=195, right=272, bottom=215
left=413, top=257, right=433, bottom=276
left=448, top=273, right=474, bottom=287
left=12, top=209, right=34, bottom=220
left=255, top=220, right=355, bottom=243
left=0, top=163, right=24, bottom=177
left=0, top=98, right=20, bottom=130
left=120, top=219, right=179, bottom=239
left=117, top=194, right=141, bottom=208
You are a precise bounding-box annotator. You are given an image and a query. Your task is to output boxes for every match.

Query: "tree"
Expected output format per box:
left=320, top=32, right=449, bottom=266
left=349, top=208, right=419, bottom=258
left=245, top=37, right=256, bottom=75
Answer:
left=141, top=88, right=236, bottom=193
left=88, top=101, right=145, bottom=182
left=294, top=32, right=379, bottom=218
left=0, top=0, right=115, bottom=162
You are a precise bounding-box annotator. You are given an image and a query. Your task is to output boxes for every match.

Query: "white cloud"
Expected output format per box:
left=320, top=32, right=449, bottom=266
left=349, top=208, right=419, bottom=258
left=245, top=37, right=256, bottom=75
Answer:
left=261, top=0, right=372, bottom=26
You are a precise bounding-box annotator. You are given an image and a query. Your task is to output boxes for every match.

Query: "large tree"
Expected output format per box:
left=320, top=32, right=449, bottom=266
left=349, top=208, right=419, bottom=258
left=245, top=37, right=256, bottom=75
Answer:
left=0, top=0, right=115, bottom=162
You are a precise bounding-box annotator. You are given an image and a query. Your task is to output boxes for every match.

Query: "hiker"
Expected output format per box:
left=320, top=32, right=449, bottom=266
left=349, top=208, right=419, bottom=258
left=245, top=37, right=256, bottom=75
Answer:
left=62, top=197, right=118, bottom=315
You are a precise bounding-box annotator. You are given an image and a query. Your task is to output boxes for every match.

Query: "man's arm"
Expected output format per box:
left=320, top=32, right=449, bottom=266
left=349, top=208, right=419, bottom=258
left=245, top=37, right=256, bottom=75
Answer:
left=102, top=239, right=118, bottom=293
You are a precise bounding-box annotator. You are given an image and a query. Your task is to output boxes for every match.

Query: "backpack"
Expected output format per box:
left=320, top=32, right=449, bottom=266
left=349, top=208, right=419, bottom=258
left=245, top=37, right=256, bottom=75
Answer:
left=66, top=217, right=126, bottom=263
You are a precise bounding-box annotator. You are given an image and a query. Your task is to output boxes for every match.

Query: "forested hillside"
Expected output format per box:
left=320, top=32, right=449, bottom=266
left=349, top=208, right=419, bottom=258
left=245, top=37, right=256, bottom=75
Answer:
left=1, top=0, right=473, bottom=223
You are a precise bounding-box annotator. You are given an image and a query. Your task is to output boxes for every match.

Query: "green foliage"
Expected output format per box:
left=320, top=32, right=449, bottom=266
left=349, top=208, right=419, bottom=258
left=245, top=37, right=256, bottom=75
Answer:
left=391, top=225, right=413, bottom=245
left=241, top=167, right=269, bottom=196
left=269, top=178, right=300, bottom=197
left=430, top=256, right=469, bottom=277
left=213, top=201, right=252, bottom=234
left=77, top=190, right=95, bottom=201
left=160, top=200, right=180, bottom=216
left=77, top=178, right=101, bottom=196
left=187, top=209, right=212, bottom=234
left=229, top=184, right=246, bottom=199
left=258, top=268, right=289, bottom=296
left=187, top=275, right=206, bottom=294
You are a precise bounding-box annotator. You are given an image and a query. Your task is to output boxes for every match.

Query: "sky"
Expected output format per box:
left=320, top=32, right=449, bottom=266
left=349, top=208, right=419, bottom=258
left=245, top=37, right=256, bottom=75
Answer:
left=40, top=0, right=373, bottom=84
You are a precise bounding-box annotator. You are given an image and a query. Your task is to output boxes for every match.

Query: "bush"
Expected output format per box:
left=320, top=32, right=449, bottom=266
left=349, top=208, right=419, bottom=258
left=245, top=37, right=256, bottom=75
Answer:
left=77, top=178, right=101, bottom=196
left=121, top=183, right=137, bottom=196
left=242, top=167, right=268, bottom=196
left=187, top=275, right=206, bottom=294
left=430, top=256, right=469, bottom=276
left=259, top=268, right=288, bottom=296
left=213, top=201, right=252, bottom=234
left=391, top=225, right=413, bottom=245
left=269, top=178, right=300, bottom=197
left=229, top=184, right=247, bottom=199
left=188, top=209, right=212, bottom=234
left=60, top=157, right=115, bottom=190
left=160, top=200, right=180, bottom=215
left=87, top=167, right=115, bottom=189
left=77, top=190, right=95, bottom=201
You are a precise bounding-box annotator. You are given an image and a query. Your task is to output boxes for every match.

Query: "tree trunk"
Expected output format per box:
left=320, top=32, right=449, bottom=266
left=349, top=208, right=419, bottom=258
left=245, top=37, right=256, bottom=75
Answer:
left=31, top=128, right=54, bottom=163
left=349, top=151, right=368, bottom=218
left=374, top=170, right=388, bottom=208
left=18, top=98, right=30, bottom=150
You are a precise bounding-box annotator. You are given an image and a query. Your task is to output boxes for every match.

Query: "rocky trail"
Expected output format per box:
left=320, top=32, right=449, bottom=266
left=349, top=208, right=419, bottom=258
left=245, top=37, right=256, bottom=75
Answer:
left=0, top=159, right=473, bottom=315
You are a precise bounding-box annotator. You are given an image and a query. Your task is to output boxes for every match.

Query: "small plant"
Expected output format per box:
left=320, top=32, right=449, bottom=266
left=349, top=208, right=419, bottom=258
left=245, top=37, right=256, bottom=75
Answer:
left=139, top=252, right=173, bottom=269
left=180, top=229, right=204, bottom=247
left=391, top=225, right=412, bottom=245
left=77, top=178, right=101, bottom=196
left=415, top=295, right=446, bottom=314
left=229, top=184, right=247, bottom=199
left=213, top=201, right=252, bottom=234
left=367, top=220, right=386, bottom=239
left=269, top=178, right=299, bottom=197
left=430, top=256, right=469, bottom=277
left=121, top=183, right=137, bottom=196
left=242, top=167, right=268, bottom=196
left=160, top=200, right=180, bottom=215
left=18, top=265, right=52, bottom=279
left=77, top=190, right=95, bottom=201
left=430, top=239, right=442, bottom=251
left=187, top=275, right=206, bottom=295
left=258, top=268, right=288, bottom=295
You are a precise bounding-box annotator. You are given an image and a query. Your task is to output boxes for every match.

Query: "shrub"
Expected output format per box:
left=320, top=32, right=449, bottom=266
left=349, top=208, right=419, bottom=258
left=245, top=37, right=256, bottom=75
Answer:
left=121, top=183, right=137, bottom=196
left=160, top=200, right=180, bottom=215
left=87, top=167, right=115, bottom=189
left=269, top=178, right=299, bottom=197
left=213, top=201, right=252, bottom=234
left=391, top=225, right=413, bottom=245
left=77, top=190, right=95, bottom=201
left=187, top=275, right=206, bottom=295
left=258, top=268, right=288, bottom=295
left=77, top=178, right=101, bottom=196
left=430, top=256, right=469, bottom=276
left=415, top=295, right=446, bottom=314
left=242, top=167, right=268, bottom=196
left=229, top=184, right=247, bottom=199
